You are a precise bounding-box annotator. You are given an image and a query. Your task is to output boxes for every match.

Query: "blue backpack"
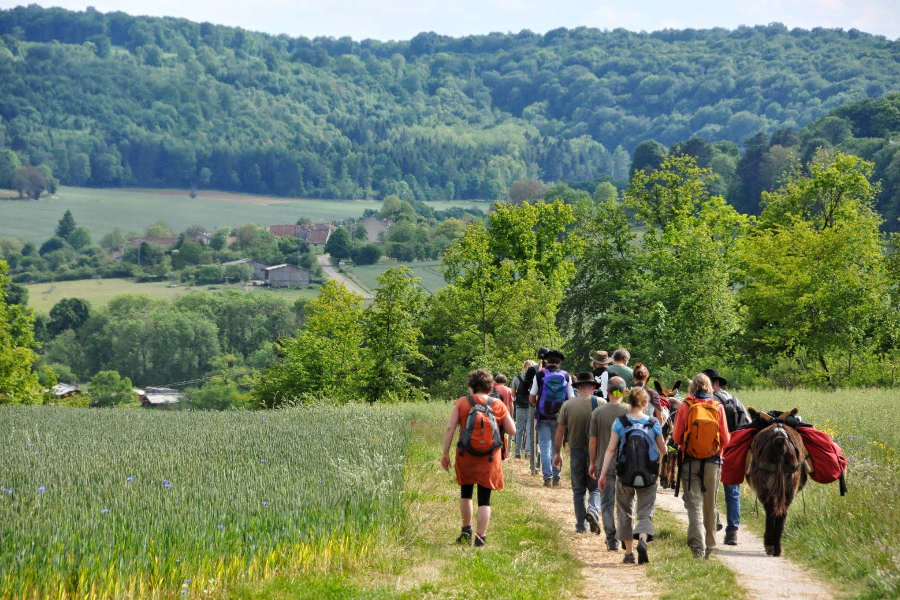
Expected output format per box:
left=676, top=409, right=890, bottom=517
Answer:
left=537, top=368, right=569, bottom=420
left=616, top=415, right=660, bottom=488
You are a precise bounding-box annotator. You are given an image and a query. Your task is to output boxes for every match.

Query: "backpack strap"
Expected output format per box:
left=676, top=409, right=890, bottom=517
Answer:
left=591, top=395, right=598, bottom=411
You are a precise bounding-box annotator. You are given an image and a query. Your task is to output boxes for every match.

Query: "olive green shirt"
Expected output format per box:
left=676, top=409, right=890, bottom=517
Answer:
left=589, top=402, right=630, bottom=464
left=557, top=395, right=598, bottom=450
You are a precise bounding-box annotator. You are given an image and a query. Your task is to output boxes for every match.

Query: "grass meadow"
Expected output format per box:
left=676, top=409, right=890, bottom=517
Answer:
left=0, top=406, right=411, bottom=599
left=345, top=260, right=446, bottom=294
left=0, top=187, right=490, bottom=244
left=24, top=279, right=321, bottom=314
left=732, top=389, right=900, bottom=599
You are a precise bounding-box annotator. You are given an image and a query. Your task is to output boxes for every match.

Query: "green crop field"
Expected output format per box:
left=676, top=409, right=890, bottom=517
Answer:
left=346, top=260, right=446, bottom=294
left=0, top=405, right=410, bottom=599
left=0, top=187, right=490, bottom=244
left=24, top=279, right=320, bottom=314
left=733, top=389, right=900, bottom=599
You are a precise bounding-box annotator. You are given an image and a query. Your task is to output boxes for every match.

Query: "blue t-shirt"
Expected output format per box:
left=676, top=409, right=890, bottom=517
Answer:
left=611, top=413, right=662, bottom=439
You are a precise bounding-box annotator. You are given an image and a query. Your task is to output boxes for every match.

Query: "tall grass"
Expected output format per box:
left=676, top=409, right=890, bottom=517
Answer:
left=0, top=406, right=411, bottom=599
left=737, top=389, right=900, bottom=599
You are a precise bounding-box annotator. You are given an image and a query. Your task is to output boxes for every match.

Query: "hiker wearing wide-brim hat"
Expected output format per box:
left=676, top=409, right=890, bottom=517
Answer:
left=590, top=350, right=613, bottom=365
left=529, top=349, right=574, bottom=486
left=573, top=372, right=600, bottom=388
left=590, top=351, right=612, bottom=399
left=701, top=368, right=727, bottom=387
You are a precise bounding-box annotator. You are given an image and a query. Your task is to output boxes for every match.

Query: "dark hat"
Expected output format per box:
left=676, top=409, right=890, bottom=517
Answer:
left=702, top=368, right=727, bottom=387
left=589, top=350, right=612, bottom=365
left=537, top=347, right=550, bottom=359
left=545, top=349, right=565, bottom=362
left=573, top=372, right=599, bottom=388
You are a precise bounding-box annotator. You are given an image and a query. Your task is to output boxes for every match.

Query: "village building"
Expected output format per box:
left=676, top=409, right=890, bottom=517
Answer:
left=264, top=264, right=310, bottom=288
left=222, top=258, right=269, bottom=281
left=138, top=387, right=182, bottom=408
left=47, top=383, right=82, bottom=399
left=268, top=223, right=335, bottom=246
left=361, top=215, right=392, bottom=243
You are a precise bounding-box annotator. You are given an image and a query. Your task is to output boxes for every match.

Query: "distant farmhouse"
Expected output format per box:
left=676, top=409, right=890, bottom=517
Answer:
left=268, top=223, right=336, bottom=247
left=361, top=216, right=392, bottom=243
left=222, top=258, right=268, bottom=281
left=47, top=383, right=82, bottom=399
left=264, top=264, right=310, bottom=288
left=138, top=387, right=182, bottom=408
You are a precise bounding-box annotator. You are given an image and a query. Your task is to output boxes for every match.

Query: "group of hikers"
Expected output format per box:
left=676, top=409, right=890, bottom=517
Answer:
left=441, top=346, right=750, bottom=564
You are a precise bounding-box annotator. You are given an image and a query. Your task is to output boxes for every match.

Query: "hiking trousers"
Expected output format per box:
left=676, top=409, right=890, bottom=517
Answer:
left=615, top=480, right=656, bottom=541
left=723, top=483, right=740, bottom=532
left=528, top=405, right=537, bottom=474
left=680, top=460, right=722, bottom=552
left=514, top=405, right=531, bottom=457
left=569, top=448, right=600, bottom=532
left=537, top=419, right=560, bottom=480
left=600, top=472, right=618, bottom=543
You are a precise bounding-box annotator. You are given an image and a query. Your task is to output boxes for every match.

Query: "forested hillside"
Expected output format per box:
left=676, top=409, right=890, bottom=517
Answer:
left=1, top=5, right=899, bottom=201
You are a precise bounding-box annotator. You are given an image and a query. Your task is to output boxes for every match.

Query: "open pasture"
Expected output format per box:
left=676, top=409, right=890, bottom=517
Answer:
left=735, top=389, right=899, bottom=599
left=0, top=187, right=489, bottom=244
left=24, top=279, right=320, bottom=314
left=347, top=260, right=446, bottom=294
left=0, top=405, right=410, bottom=599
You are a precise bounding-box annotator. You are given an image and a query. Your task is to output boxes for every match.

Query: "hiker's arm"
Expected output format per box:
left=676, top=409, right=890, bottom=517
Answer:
left=597, top=432, right=619, bottom=490
left=588, top=435, right=599, bottom=479
left=553, top=423, right=566, bottom=469
left=718, top=404, right=731, bottom=447
left=501, top=412, right=516, bottom=436
left=440, top=406, right=460, bottom=471
left=672, top=404, right=686, bottom=446
left=529, top=393, right=537, bottom=407
left=655, top=433, right=667, bottom=457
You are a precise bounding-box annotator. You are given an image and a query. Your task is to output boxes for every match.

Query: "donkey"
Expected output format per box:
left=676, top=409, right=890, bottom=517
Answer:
left=746, top=407, right=808, bottom=557
left=654, top=380, right=682, bottom=489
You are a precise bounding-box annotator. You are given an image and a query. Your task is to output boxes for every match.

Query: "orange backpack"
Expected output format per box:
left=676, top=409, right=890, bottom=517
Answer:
left=457, top=395, right=503, bottom=461
left=682, top=398, right=721, bottom=460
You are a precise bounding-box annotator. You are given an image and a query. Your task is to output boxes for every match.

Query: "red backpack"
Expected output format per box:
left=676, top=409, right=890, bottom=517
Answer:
left=798, top=427, right=847, bottom=491
left=457, top=395, right=503, bottom=461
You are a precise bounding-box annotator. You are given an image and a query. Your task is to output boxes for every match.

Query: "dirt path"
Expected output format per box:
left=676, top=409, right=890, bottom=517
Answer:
left=505, top=457, right=660, bottom=598
left=653, top=488, right=835, bottom=599
left=317, top=254, right=372, bottom=298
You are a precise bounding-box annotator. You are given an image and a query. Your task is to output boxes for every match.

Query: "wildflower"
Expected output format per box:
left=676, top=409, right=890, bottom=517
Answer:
left=181, top=590, right=187, bottom=596
left=217, top=524, right=224, bottom=530
left=165, top=483, right=172, bottom=489
left=38, top=487, right=45, bottom=493
left=101, top=509, right=109, bottom=514
left=28, top=444, right=33, bottom=447
left=318, top=480, right=323, bottom=484
left=260, top=459, right=266, bottom=463
left=35, top=451, right=39, bottom=455
left=262, top=501, right=269, bottom=507
left=184, top=579, right=191, bottom=585
left=126, top=477, right=133, bottom=482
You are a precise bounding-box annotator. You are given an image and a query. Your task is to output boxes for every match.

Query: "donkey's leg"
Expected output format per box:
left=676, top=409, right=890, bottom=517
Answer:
left=764, top=504, right=776, bottom=556
left=773, top=513, right=786, bottom=557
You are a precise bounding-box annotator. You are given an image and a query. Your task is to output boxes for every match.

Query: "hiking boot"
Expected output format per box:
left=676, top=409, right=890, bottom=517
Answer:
left=724, top=530, right=738, bottom=546
left=637, top=539, right=649, bottom=565
left=474, top=533, right=486, bottom=548
left=575, top=528, right=587, bottom=534
left=705, top=547, right=713, bottom=560
left=585, top=510, right=601, bottom=535
left=514, top=454, right=521, bottom=459
left=622, top=553, right=636, bottom=564
left=552, top=477, right=561, bottom=487
left=692, top=548, right=704, bottom=559
left=606, top=539, right=619, bottom=552
left=543, top=478, right=551, bottom=487
left=456, top=528, right=472, bottom=545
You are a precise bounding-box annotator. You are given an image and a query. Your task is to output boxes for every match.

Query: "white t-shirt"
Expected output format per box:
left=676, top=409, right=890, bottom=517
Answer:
left=529, top=368, right=576, bottom=399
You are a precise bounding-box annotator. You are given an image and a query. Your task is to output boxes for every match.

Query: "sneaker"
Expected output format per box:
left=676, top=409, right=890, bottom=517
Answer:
left=552, top=478, right=561, bottom=487
left=456, top=529, right=472, bottom=545
left=692, top=548, right=704, bottom=559
left=607, top=539, right=619, bottom=552
left=543, top=478, right=551, bottom=487
left=474, top=533, right=486, bottom=547
left=637, top=539, right=649, bottom=565
left=724, top=530, right=737, bottom=546
left=585, top=510, right=601, bottom=535
left=705, top=547, right=713, bottom=560
left=622, top=553, right=636, bottom=564
left=575, top=528, right=587, bottom=534
left=515, top=454, right=521, bottom=459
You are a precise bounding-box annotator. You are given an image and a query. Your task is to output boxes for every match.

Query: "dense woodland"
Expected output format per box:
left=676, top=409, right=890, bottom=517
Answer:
left=2, top=6, right=900, bottom=216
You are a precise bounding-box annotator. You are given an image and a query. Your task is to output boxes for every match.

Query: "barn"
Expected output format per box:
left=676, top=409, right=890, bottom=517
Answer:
left=264, top=264, right=310, bottom=288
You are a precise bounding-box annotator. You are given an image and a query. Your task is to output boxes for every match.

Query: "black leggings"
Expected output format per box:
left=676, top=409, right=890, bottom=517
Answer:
left=460, top=484, right=492, bottom=506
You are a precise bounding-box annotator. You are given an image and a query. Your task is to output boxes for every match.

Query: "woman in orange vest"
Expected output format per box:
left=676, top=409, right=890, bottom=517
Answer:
left=441, top=369, right=516, bottom=547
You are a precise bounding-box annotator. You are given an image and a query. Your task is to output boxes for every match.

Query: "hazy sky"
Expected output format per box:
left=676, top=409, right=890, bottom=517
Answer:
left=3, top=0, right=898, bottom=41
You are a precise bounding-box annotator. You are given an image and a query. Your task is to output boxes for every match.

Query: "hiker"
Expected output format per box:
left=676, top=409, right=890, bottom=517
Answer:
left=511, top=360, right=538, bottom=459
left=524, top=348, right=549, bottom=474
left=589, top=375, right=630, bottom=551
left=590, top=350, right=613, bottom=398
left=703, top=368, right=750, bottom=546
left=529, top=349, right=575, bottom=487
left=553, top=372, right=606, bottom=533
left=672, top=372, right=731, bottom=559
left=441, top=368, right=516, bottom=548
left=606, top=347, right=634, bottom=387
left=597, top=387, right=666, bottom=564
left=631, top=363, right=665, bottom=424
left=491, top=372, right=515, bottom=449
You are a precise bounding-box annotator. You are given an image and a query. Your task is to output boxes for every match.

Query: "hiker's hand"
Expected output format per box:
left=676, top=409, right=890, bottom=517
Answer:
left=589, top=463, right=598, bottom=479
left=597, top=476, right=606, bottom=492
left=553, top=452, right=562, bottom=470
left=440, top=453, right=450, bottom=471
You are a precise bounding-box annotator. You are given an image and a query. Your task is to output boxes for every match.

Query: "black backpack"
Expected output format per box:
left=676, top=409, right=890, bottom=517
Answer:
left=615, top=415, right=660, bottom=488
left=512, top=375, right=530, bottom=407
left=714, top=390, right=750, bottom=433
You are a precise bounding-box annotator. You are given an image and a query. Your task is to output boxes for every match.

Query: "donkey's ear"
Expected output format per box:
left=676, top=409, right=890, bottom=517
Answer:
left=673, top=380, right=682, bottom=392
left=654, top=380, right=664, bottom=394
left=777, top=407, right=799, bottom=419
left=747, top=406, right=759, bottom=420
